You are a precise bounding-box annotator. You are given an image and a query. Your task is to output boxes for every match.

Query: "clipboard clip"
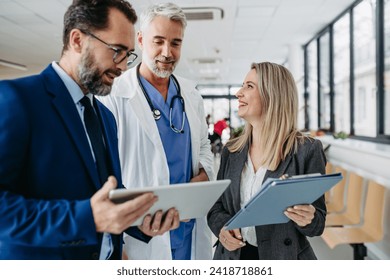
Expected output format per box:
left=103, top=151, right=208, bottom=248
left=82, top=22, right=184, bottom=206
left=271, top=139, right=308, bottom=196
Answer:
left=280, top=174, right=289, bottom=180
left=280, top=173, right=322, bottom=181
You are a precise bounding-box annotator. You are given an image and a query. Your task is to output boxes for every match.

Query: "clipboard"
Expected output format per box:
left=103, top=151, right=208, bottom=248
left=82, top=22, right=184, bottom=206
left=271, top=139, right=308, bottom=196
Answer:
left=109, top=179, right=231, bottom=226
left=224, top=173, right=342, bottom=229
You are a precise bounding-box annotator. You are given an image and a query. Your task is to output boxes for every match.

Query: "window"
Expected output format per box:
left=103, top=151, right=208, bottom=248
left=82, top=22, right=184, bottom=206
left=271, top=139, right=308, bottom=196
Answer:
left=198, top=87, right=231, bottom=124
left=297, top=71, right=306, bottom=130
left=307, top=41, right=318, bottom=131
left=353, top=0, right=377, bottom=137
left=333, top=13, right=351, bottom=133
left=385, top=0, right=390, bottom=134
left=303, top=0, right=389, bottom=143
left=319, top=32, right=331, bottom=130
left=198, top=85, right=239, bottom=140
left=229, top=86, right=243, bottom=130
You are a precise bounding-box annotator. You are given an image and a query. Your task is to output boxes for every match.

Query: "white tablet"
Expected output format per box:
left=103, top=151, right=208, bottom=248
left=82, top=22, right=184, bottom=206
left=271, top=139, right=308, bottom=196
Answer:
left=109, top=179, right=231, bottom=226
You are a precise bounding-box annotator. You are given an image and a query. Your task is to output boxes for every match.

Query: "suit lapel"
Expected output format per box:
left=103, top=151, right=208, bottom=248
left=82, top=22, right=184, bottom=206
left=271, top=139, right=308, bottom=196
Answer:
left=42, top=65, right=101, bottom=189
left=128, top=71, right=165, bottom=152
left=264, top=153, right=293, bottom=182
left=95, top=99, right=121, bottom=185
left=230, top=144, right=249, bottom=213
left=117, top=67, right=166, bottom=153
left=180, top=80, right=200, bottom=172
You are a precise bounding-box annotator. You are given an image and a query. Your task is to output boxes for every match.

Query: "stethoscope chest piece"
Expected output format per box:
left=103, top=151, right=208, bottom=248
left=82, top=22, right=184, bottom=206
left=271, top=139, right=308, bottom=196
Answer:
left=136, top=63, right=185, bottom=132
left=153, top=109, right=161, bottom=120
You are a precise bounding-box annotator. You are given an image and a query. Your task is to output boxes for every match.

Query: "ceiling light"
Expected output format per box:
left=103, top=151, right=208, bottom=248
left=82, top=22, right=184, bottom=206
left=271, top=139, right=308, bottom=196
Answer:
left=182, top=7, right=224, bottom=20
left=191, top=58, right=222, bottom=64
left=0, top=59, right=27, bottom=71
left=199, top=68, right=220, bottom=74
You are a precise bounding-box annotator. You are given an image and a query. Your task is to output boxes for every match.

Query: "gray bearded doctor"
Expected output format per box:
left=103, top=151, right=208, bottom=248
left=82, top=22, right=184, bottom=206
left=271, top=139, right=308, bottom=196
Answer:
left=98, top=3, right=214, bottom=260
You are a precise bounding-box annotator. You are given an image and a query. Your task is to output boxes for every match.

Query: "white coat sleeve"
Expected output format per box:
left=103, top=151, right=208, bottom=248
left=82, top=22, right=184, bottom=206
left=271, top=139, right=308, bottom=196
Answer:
left=194, top=91, right=214, bottom=181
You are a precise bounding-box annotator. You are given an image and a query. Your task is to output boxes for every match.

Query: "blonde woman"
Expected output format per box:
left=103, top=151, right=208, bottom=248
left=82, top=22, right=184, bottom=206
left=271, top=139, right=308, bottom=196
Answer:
left=207, top=62, right=326, bottom=260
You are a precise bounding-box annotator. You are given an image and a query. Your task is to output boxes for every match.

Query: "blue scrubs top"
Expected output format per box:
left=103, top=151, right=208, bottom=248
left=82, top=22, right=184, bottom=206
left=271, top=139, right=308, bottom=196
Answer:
left=139, top=76, right=195, bottom=260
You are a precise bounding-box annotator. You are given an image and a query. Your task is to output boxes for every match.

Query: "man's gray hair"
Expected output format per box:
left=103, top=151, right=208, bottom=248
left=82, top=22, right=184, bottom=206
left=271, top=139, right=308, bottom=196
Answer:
left=139, top=2, right=187, bottom=32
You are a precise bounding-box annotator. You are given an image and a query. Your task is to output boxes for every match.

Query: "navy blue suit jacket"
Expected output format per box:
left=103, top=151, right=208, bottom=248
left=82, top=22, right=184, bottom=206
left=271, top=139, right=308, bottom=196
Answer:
left=0, top=65, right=123, bottom=259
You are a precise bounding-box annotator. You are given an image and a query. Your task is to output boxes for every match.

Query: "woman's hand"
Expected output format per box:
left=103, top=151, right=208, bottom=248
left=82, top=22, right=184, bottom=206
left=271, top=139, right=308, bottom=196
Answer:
left=284, top=204, right=316, bottom=227
left=219, top=227, right=246, bottom=251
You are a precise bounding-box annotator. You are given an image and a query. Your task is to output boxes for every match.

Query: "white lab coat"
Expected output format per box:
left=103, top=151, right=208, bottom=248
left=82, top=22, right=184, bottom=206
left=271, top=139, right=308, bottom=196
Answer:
left=98, top=65, right=214, bottom=260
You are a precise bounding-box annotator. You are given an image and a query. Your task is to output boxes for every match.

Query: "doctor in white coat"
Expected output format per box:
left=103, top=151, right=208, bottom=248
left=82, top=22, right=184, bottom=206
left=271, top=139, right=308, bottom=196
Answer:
left=98, top=3, right=214, bottom=260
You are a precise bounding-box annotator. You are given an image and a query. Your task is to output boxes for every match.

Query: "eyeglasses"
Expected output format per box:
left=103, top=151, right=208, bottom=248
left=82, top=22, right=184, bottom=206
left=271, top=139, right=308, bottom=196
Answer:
left=84, top=31, right=138, bottom=66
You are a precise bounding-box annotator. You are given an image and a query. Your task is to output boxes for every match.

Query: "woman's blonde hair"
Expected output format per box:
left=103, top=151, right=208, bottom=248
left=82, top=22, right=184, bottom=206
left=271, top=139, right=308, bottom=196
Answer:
left=227, top=62, right=307, bottom=171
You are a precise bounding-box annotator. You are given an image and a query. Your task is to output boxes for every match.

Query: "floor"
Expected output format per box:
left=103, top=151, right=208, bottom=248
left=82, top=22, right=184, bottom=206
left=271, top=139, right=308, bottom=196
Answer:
left=212, top=154, right=354, bottom=260
left=309, top=236, right=353, bottom=260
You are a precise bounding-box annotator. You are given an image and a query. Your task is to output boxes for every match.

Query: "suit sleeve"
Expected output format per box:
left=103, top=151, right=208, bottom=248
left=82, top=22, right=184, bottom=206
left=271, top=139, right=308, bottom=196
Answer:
left=0, top=192, right=98, bottom=247
left=0, top=81, right=99, bottom=248
left=295, top=139, right=327, bottom=237
left=207, top=146, right=232, bottom=238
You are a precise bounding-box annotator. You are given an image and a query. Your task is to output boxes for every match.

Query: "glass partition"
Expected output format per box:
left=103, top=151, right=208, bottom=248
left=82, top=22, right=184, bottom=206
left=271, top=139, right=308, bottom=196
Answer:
left=307, top=41, right=318, bottom=131
left=319, top=32, right=331, bottom=130
left=353, top=0, right=377, bottom=137
left=333, top=14, right=351, bottom=133
left=385, top=0, right=390, bottom=135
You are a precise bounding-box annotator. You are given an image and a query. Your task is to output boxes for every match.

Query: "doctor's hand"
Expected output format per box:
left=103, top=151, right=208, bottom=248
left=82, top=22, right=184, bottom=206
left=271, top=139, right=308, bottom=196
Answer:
left=138, top=208, right=180, bottom=237
left=190, top=168, right=209, bottom=183
left=219, top=227, right=246, bottom=252
left=91, top=176, right=157, bottom=234
left=284, top=204, right=316, bottom=227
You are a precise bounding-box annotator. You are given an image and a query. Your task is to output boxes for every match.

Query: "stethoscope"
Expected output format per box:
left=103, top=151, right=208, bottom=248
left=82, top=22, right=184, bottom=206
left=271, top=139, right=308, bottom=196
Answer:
left=136, top=63, right=186, bottom=134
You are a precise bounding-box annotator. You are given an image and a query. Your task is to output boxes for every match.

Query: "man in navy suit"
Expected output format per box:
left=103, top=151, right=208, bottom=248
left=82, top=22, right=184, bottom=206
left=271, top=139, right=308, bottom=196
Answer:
left=0, top=0, right=179, bottom=260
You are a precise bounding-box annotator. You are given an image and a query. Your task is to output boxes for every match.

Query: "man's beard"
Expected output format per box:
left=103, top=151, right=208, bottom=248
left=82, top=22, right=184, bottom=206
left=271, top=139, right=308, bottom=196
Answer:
left=77, top=50, right=117, bottom=96
left=143, top=54, right=178, bottom=78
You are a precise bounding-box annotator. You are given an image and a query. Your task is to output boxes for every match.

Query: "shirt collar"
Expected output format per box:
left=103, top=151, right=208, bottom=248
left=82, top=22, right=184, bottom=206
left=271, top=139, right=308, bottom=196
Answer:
left=51, top=61, right=85, bottom=104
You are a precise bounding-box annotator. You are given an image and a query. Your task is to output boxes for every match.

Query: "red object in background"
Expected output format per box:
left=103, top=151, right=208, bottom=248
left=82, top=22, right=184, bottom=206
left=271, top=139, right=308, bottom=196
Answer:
left=213, top=119, right=228, bottom=136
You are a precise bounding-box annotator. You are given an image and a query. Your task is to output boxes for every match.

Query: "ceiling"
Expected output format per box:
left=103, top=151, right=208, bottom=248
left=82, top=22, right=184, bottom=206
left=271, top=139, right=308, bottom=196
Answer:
left=0, top=0, right=357, bottom=85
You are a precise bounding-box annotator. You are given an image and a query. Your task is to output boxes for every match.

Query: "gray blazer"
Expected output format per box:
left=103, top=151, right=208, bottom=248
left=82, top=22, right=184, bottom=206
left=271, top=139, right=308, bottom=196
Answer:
left=207, top=137, right=327, bottom=260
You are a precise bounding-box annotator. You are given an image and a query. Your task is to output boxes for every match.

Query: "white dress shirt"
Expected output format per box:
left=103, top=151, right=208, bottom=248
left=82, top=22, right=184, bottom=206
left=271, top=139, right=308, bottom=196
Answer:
left=240, top=153, right=267, bottom=246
